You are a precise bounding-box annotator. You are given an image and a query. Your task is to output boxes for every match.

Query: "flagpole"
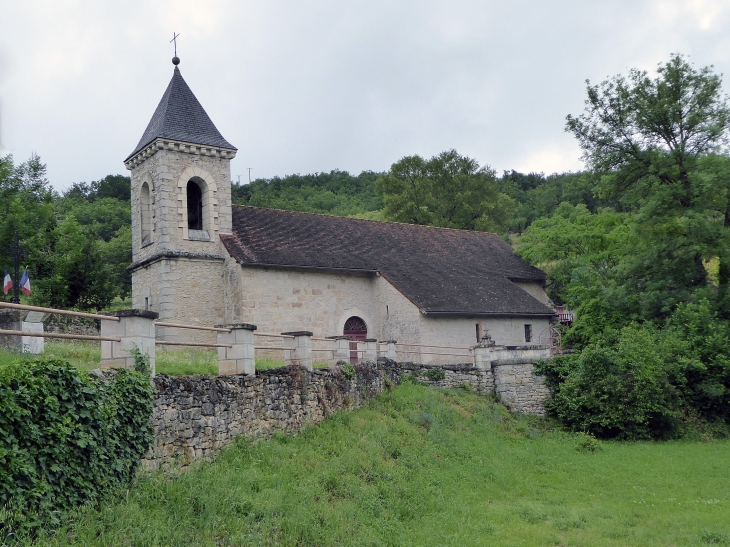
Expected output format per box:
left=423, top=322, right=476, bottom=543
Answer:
left=12, top=233, right=19, bottom=304
left=2, top=232, right=24, bottom=304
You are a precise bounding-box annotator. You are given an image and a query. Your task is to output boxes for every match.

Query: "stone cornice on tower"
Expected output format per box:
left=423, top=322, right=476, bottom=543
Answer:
left=124, top=138, right=237, bottom=170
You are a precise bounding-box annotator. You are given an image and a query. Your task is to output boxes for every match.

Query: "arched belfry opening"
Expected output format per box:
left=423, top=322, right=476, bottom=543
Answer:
left=187, top=179, right=203, bottom=231
left=344, top=316, right=367, bottom=364
left=140, top=182, right=151, bottom=245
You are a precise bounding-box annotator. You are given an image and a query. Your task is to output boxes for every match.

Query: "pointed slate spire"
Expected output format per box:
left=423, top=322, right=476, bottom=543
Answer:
left=126, top=65, right=236, bottom=161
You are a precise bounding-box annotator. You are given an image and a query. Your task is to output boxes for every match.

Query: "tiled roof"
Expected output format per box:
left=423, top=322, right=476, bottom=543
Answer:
left=126, top=67, right=236, bottom=161
left=222, top=206, right=554, bottom=316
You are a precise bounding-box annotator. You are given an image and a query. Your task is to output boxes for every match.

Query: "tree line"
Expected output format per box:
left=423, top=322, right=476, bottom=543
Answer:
left=0, top=157, right=131, bottom=311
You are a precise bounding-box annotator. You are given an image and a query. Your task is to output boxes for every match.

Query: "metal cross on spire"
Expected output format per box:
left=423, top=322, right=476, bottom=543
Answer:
left=170, top=32, right=181, bottom=66
left=2, top=232, right=25, bottom=304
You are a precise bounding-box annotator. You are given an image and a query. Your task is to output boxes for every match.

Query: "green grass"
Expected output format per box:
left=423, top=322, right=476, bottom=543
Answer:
left=0, top=341, right=219, bottom=376
left=102, top=297, right=133, bottom=311
left=0, top=342, right=332, bottom=376
left=24, top=384, right=730, bottom=546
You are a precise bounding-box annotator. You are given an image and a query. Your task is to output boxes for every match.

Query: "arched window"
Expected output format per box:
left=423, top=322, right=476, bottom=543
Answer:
left=140, top=182, right=151, bottom=245
left=344, top=316, right=368, bottom=364
left=187, top=180, right=203, bottom=230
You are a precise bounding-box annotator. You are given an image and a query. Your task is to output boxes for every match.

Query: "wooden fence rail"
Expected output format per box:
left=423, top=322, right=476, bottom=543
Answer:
left=155, top=321, right=231, bottom=333
left=0, top=301, right=120, bottom=321
left=156, top=340, right=232, bottom=348
left=0, top=329, right=121, bottom=342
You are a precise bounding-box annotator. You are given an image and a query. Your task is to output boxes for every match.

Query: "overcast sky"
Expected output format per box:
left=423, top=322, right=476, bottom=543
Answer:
left=1, top=0, right=730, bottom=191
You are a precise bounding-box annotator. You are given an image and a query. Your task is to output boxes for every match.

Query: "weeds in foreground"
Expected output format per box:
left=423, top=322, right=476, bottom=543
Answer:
left=15, top=384, right=730, bottom=547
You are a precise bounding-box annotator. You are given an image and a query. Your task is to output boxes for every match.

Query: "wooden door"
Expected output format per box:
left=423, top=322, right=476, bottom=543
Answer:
left=343, top=316, right=367, bottom=364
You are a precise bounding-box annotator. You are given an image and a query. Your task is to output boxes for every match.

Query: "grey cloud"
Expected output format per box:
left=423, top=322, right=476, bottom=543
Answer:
left=1, top=0, right=729, bottom=189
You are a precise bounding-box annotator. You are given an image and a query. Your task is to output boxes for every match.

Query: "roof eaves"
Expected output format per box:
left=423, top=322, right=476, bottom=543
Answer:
left=421, top=310, right=557, bottom=318
left=236, top=261, right=379, bottom=277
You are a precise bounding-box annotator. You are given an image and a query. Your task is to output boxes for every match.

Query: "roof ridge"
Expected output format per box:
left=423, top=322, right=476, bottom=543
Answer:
left=230, top=204, right=503, bottom=238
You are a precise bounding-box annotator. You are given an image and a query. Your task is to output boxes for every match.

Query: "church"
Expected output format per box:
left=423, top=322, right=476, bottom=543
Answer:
left=124, top=59, right=556, bottom=362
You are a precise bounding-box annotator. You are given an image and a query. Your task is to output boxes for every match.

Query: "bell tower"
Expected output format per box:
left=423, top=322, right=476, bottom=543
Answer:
left=125, top=56, right=237, bottom=336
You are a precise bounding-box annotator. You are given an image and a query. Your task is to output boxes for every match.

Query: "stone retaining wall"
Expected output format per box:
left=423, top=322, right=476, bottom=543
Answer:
left=44, top=315, right=101, bottom=336
left=146, top=358, right=547, bottom=468
left=147, top=362, right=388, bottom=468
left=492, top=360, right=549, bottom=416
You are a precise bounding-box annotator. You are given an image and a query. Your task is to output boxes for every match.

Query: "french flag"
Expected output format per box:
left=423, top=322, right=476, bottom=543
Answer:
left=3, top=270, right=11, bottom=295
left=20, top=269, right=31, bottom=296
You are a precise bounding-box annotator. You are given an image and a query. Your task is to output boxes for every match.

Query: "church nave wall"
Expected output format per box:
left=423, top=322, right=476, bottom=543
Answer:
left=418, top=316, right=552, bottom=364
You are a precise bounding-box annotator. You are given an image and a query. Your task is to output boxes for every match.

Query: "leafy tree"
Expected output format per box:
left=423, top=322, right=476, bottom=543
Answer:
left=376, top=149, right=516, bottom=232
left=516, top=203, right=627, bottom=307
left=63, top=174, right=131, bottom=202
left=566, top=54, right=730, bottom=299
left=523, top=54, right=730, bottom=438
left=499, top=170, right=615, bottom=232
left=1, top=155, right=122, bottom=310
left=100, top=225, right=132, bottom=300
left=56, top=197, right=131, bottom=242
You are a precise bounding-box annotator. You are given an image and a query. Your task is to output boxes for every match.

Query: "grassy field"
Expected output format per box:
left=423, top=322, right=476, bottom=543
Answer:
left=22, top=383, right=730, bottom=547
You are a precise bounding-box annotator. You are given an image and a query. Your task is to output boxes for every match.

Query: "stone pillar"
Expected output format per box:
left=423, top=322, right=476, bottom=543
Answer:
left=473, top=331, right=497, bottom=370
left=325, top=335, right=350, bottom=367
left=358, top=338, right=378, bottom=362
left=380, top=340, right=398, bottom=361
left=473, top=344, right=491, bottom=370
left=101, top=310, right=159, bottom=375
left=21, top=321, right=44, bottom=354
left=282, top=331, right=313, bottom=371
left=0, top=309, right=22, bottom=352
left=216, top=323, right=256, bottom=376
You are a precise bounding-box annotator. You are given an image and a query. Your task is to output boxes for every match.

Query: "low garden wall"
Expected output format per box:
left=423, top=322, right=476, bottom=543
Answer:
left=146, top=358, right=547, bottom=468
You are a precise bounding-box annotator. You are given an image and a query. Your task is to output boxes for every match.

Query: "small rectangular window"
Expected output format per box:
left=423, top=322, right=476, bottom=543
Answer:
left=145, top=297, right=149, bottom=311
left=476, top=323, right=481, bottom=343
left=524, top=324, right=532, bottom=343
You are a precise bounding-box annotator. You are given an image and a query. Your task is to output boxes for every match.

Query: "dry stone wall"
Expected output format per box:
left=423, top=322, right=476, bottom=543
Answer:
left=44, top=315, right=100, bottom=336
left=492, top=360, right=550, bottom=416
left=146, top=358, right=548, bottom=468
left=147, top=362, right=388, bottom=468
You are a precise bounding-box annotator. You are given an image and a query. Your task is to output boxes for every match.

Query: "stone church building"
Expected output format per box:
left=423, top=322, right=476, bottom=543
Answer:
left=125, top=62, right=556, bottom=362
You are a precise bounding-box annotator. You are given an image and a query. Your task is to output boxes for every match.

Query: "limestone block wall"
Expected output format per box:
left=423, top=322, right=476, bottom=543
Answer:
left=0, top=310, right=21, bottom=351
left=417, top=316, right=552, bottom=363
left=145, top=358, right=547, bottom=467
left=225, top=266, right=422, bottom=344
left=129, top=148, right=232, bottom=262
left=393, top=362, right=495, bottom=394
left=44, top=315, right=100, bottom=336
left=132, top=257, right=225, bottom=344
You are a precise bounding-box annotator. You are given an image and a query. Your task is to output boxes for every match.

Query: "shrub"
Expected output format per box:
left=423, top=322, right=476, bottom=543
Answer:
left=400, top=373, right=420, bottom=385
left=0, top=359, right=154, bottom=535
left=544, top=325, right=680, bottom=439
left=424, top=368, right=446, bottom=382
left=341, top=363, right=355, bottom=380
left=540, top=299, right=730, bottom=439
left=574, top=432, right=603, bottom=453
